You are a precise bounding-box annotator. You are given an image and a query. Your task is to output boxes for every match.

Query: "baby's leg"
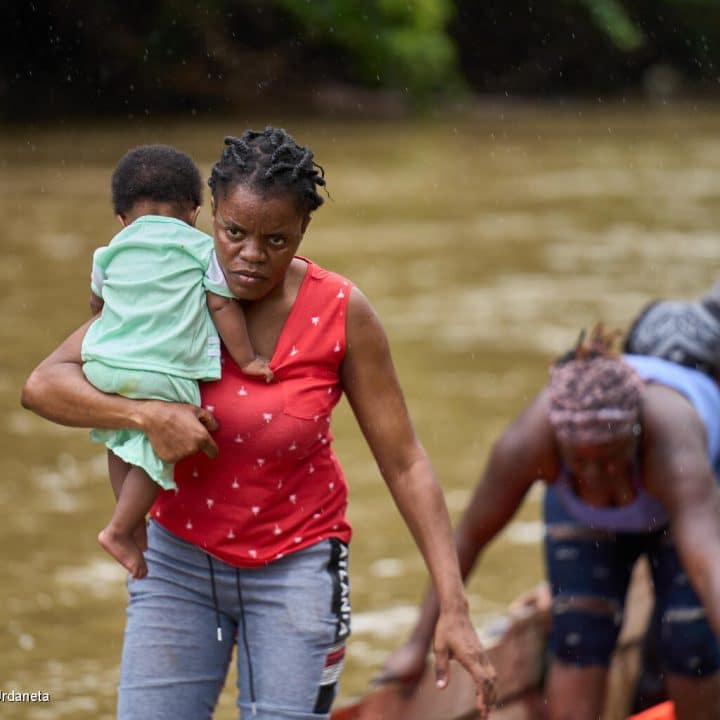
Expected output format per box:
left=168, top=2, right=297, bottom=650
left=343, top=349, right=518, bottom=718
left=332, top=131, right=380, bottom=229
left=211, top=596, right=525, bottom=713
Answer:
left=99, top=466, right=159, bottom=579
left=108, top=449, right=130, bottom=500
left=107, top=451, right=147, bottom=551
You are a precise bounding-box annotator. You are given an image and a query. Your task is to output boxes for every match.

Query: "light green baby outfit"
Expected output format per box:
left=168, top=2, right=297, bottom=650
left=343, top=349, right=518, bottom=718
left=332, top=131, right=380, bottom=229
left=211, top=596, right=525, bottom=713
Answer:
left=81, top=215, right=234, bottom=489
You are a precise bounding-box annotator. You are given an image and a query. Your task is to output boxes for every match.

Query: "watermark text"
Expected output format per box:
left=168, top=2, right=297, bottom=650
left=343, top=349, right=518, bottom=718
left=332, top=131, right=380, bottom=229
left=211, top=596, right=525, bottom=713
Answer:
left=0, top=690, right=51, bottom=703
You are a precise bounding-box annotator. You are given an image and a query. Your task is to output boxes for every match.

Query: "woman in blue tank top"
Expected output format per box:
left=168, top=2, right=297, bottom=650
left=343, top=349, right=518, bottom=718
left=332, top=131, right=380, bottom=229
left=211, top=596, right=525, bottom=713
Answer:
left=382, top=324, right=720, bottom=720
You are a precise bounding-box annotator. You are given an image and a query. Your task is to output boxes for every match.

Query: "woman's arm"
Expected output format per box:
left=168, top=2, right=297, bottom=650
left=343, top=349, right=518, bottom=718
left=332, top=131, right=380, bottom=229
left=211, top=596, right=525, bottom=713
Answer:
left=643, top=386, right=720, bottom=638
left=380, top=392, right=558, bottom=682
left=340, top=288, right=496, bottom=714
left=21, top=320, right=219, bottom=462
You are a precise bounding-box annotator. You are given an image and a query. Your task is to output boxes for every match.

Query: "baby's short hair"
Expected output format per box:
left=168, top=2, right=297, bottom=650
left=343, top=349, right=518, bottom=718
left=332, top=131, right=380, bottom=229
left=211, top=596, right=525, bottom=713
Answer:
left=111, top=144, right=203, bottom=215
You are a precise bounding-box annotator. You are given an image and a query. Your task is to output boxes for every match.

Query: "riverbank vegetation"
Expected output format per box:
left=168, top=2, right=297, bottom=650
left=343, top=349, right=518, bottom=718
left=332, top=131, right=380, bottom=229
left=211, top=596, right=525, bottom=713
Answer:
left=4, top=0, right=719, bottom=121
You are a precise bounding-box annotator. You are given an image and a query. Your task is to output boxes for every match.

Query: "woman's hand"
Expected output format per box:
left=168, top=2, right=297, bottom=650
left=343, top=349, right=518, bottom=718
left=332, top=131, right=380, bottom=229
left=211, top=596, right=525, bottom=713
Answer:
left=434, top=608, right=497, bottom=718
left=341, top=288, right=497, bottom=715
left=22, top=320, right=218, bottom=464
left=140, top=400, right=219, bottom=463
left=376, top=618, right=496, bottom=718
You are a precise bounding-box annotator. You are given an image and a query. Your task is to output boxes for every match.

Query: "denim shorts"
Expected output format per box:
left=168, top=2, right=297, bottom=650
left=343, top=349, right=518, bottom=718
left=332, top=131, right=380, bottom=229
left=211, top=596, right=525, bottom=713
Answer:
left=544, top=487, right=720, bottom=677
left=118, top=520, right=351, bottom=719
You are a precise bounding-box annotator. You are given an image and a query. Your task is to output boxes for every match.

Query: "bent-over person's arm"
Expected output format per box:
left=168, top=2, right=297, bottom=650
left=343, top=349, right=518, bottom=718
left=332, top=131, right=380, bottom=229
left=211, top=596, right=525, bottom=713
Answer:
left=644, top=384, right=720, bottom=639
left=380, top=391, right=559, bottom=682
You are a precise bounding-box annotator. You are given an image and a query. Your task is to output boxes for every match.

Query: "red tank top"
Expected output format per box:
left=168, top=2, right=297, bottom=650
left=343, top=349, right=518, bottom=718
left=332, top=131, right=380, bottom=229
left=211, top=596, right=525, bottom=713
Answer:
left=152, top=258, right=353, bottom=567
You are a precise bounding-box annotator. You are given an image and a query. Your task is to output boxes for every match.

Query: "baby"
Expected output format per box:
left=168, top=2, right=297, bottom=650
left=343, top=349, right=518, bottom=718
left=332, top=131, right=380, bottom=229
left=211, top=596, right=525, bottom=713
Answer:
left=82, top=144, right=272, bottom=578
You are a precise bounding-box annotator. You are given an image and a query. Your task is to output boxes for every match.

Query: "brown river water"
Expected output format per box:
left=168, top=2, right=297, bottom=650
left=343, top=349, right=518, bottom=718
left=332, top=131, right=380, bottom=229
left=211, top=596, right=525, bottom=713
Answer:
left=2, top=104, right=720, bottom=718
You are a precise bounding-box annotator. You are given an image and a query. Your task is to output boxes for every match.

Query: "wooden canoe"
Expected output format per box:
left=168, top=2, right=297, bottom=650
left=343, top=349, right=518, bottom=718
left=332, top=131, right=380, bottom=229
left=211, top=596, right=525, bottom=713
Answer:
left=331, top=559, right=655, bottom=720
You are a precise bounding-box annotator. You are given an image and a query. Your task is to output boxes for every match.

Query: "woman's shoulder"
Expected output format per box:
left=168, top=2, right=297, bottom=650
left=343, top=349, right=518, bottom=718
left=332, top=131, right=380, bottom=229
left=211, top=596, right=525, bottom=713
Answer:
left=295, top=258, right=354, bottom=318
left=490, top=389, right=559, bottom=483
left=300, top=257, right=354, bottom=290
left=640, top=383, right=706, bottom=450
left=502, top=390, right=555, bottom=448
left=640, top=380, right=701, bottom=415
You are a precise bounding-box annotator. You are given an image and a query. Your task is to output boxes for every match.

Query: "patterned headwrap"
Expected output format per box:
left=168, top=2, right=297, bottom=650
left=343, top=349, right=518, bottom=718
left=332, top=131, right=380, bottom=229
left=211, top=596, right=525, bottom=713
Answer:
left=549, top=327, right=643, bottom=446
left=624, top=299, right=720, bottom=378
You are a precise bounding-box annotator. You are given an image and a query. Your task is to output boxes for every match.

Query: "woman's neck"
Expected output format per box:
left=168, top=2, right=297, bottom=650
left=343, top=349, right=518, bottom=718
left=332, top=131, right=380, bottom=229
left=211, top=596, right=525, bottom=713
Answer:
left=241, top=257, right=309, bottom=359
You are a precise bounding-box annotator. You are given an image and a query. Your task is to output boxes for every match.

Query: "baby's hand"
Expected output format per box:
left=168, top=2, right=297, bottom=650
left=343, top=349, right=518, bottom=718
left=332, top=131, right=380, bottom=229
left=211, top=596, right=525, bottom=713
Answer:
left=241, top=357, right=274, bottom=383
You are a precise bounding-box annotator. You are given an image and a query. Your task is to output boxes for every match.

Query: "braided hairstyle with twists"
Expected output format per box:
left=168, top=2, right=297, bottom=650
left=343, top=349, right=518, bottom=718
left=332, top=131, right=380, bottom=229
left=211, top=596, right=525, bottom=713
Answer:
left=548, top=324, right=643, bottom=446
left=208, top=127, right=327, bottom=214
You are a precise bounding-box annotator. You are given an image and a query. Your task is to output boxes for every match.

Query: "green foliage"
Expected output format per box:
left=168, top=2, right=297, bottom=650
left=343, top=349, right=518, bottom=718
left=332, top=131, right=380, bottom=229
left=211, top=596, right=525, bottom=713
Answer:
left=5, top=0, right=720, bottom=121
left=574, top=0, right=645, bottom=51
left=573, top=0, right=720, bottom=67
left=276, top=0, right=462, bottom=94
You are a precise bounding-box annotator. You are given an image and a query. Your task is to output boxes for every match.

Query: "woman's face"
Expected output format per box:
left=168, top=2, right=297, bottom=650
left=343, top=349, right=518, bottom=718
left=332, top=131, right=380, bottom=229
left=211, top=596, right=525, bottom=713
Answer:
left=558, top=434, right=637, bottom=491
left=212, top=184, right=310, bottom=302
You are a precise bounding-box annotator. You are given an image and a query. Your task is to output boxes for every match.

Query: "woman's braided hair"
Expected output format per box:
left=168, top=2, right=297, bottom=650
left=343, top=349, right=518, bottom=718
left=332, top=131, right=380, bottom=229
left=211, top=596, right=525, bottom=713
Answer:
left=208, top=127, right=327, bottom=214
left=548, top=324, right=643, bottom=445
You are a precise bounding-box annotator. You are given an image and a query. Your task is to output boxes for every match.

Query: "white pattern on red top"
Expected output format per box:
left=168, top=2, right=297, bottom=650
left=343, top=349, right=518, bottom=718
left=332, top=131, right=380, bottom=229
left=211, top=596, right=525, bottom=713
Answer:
left=152, top=258, right=353, bottom=567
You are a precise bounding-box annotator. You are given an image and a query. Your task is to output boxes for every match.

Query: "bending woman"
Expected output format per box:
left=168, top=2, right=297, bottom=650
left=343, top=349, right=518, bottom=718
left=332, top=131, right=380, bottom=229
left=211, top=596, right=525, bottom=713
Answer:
left=381, top=325, right=720, bottom=720
left=21, top=127, right=495, bottom=720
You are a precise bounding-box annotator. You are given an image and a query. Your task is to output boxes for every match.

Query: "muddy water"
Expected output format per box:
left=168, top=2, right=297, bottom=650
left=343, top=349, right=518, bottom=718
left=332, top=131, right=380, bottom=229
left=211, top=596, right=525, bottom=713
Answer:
left=2, top=105, right=720, bottom=718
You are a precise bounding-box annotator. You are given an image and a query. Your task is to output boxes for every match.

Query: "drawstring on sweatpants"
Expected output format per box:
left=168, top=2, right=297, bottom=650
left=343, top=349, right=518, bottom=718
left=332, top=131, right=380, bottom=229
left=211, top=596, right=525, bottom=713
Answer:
left=236, top=568, right=258, bottom=717
left=204, top=554, right=257, bottom=715
left=206, top=554, right=223, bottom=642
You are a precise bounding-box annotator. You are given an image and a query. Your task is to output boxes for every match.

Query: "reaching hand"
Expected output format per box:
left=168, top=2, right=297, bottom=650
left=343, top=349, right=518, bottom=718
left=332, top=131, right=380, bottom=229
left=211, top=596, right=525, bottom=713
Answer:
left=142, top=401, right=219, bottom=463
left=433, top=609, right=497, bottom=719
left=241, top=357, right=274, bottom=383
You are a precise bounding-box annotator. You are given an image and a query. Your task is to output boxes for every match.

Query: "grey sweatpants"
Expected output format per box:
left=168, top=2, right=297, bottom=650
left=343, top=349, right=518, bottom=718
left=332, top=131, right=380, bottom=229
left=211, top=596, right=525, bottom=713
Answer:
left=118, top=521, right=350, bottom=719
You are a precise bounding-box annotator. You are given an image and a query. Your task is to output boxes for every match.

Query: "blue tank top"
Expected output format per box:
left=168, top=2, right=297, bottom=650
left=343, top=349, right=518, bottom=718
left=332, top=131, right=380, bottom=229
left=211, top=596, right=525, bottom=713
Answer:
left=552, top=354, right=720, bottom=532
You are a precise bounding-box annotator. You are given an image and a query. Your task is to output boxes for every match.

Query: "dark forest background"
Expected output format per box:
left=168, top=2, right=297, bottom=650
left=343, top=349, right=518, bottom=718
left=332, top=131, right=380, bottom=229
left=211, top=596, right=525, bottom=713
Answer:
left=3, top=0, right=720, bottom=122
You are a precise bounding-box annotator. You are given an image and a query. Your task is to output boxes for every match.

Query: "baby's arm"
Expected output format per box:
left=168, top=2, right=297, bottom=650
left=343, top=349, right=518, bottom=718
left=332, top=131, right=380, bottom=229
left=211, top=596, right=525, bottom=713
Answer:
left=206, top=291, right=273, bottom=382
left=90, top=292, right=104, bottom=316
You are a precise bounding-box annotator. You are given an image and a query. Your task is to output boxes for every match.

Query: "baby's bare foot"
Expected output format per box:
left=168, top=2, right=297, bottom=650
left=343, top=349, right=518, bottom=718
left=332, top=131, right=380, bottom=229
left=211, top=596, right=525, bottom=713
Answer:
left=98, top=527, right=148, bottom=579
left=241, top=357, right=274, bottom=383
